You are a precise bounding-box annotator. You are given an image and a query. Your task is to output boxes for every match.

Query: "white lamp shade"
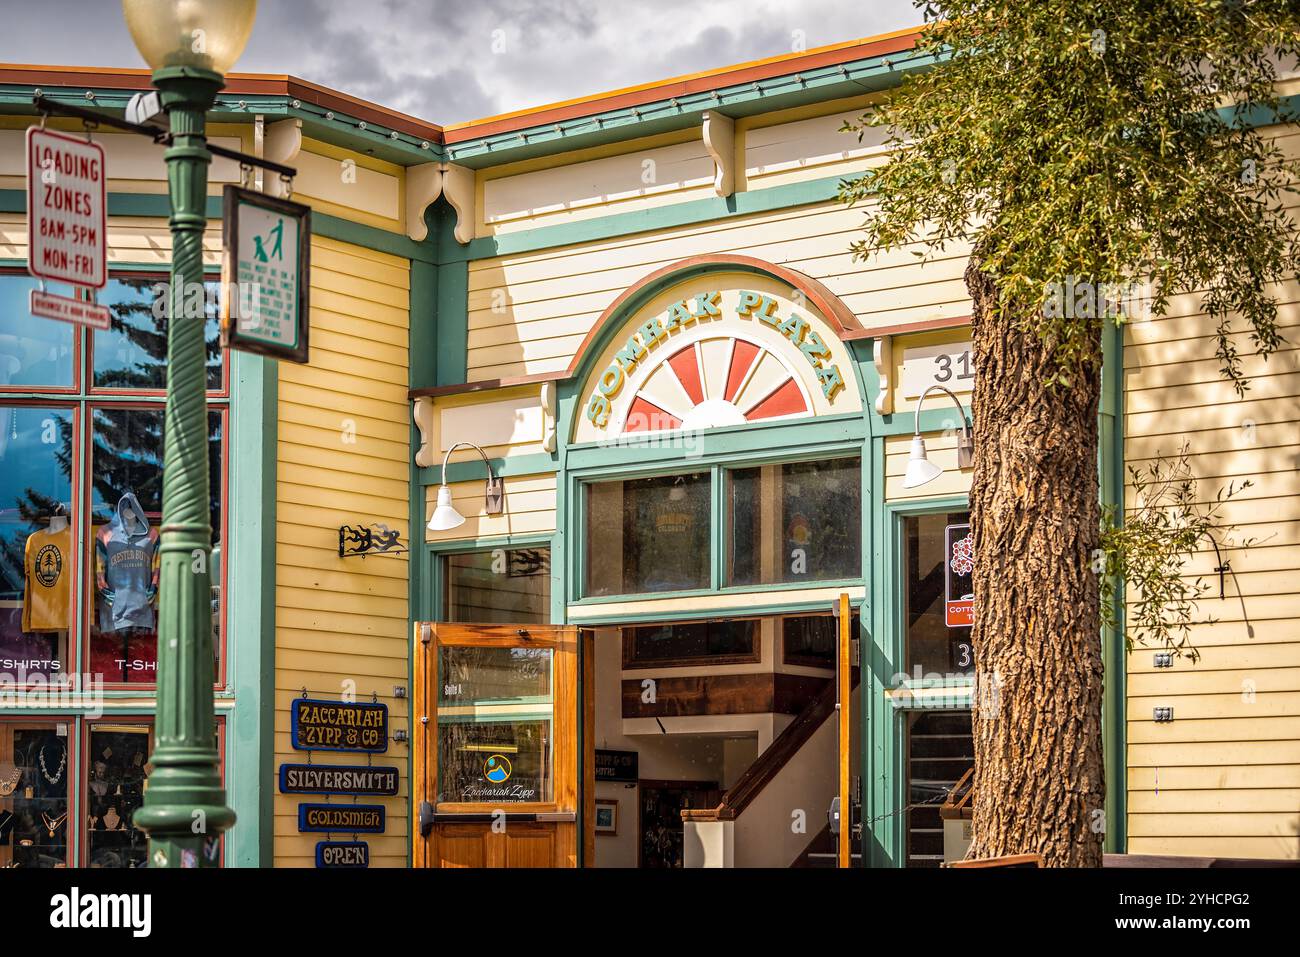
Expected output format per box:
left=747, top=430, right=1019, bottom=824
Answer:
left=427, top=485, right=465, bottom=532
left=902, top=434, right=944, bottom=489
left=122, top=0, right=258, bottom=74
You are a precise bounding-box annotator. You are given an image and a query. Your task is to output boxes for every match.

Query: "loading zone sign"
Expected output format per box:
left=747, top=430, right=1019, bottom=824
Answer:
left=26, top=126, right=107, bottom=289
left=221, top=185, right=311, bottom=364
left=945, top=523, right=974, bottom=628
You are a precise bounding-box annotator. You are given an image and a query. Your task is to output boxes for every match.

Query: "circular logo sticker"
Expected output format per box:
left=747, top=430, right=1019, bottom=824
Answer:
left=483, top=754, right=512, bottom=783
left=34, top=544, right=62, bottom=588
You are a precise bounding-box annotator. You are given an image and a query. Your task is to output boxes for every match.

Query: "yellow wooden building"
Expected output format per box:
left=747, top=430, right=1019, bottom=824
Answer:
left=0, top=24, right=1296, bottom=868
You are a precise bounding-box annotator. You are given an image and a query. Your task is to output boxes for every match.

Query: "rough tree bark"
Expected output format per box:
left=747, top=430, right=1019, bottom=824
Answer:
left=965, top=253, right=1107, bottom=867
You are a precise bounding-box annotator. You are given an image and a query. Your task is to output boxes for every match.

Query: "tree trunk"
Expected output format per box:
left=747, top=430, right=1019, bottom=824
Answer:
left=965, top=255, right=1106, bottom=867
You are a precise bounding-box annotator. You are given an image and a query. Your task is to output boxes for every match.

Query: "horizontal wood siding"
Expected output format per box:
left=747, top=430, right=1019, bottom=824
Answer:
left=1123, top=185, right=1300, bottom=858
left=275, top=235, right=411, bottom=867
left=465, top=200, right=971, bottom=381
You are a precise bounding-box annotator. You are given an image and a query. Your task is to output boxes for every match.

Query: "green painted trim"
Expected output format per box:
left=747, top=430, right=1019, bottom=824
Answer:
left=866, top=492, right=971, bottom=868
left=1100, top=319, right=1127, bottom=853
left=564, top=415, right=867, bottom=476
left=567, top=596, right=863, bottom=627
left=0, top=190, right=437, bottom=262
left=448, top=174, right=846, bottom=263
left=434, top=209, right=470, bottom=385
left=569, top=577, right=865, bottom=608
left=315, top=212, right=436, bottom=263
left=409, top=258, right=438, bottom=391
left=444, top=50, right=942, bottom=167
left=226, top=350, right=277, bottom=867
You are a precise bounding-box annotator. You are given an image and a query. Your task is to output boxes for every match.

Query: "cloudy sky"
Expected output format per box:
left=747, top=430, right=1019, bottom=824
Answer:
left=6, top=0, right=923, bottom=124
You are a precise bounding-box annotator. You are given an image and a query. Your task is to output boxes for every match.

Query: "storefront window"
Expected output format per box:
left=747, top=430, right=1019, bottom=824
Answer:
left=85, top=722, right=151, bottom=868
left=622, top=618, right=759, bottom=668
left=585, top=472, right=711, bottom=596
left=92, top=277, right=223, bottom=391
left=437, top=646, right=554, bottom=804
left=0, top=405, right=74, bottom=681
left=88, top=407, right=222, bottom=684
left=0, top=720, right=72, bottom=868
left=0, top=267, right=229, bottom=869
left=728, top=457, right=861, bottom=586
left=903, top=511, right=974, bottom=677
left=0, top=275, right=76, bottom=388
left=444, top=547, right=550, bottom=623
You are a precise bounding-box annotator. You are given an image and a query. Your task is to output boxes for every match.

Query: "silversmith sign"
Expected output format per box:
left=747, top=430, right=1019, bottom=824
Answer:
left=291, top=699, right=389, bottom=753
left=278, top=764, right=400, bottom=796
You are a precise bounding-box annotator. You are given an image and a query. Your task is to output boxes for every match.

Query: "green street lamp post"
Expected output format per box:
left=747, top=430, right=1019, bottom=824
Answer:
left=122, top=0, right=257, bottom=868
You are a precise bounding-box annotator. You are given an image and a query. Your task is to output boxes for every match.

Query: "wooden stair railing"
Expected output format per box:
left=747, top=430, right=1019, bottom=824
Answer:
left=681, top=676, right=851, bottom=824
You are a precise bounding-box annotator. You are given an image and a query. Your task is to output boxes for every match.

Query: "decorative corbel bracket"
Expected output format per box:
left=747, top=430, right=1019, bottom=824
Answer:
left=540, top=381, right=558, bottom=453
left=406, top=162, right=475, bottom=244
left=702, top=111, right=735, bottom=198
left=263, top=119, right=302, bottom=198
left=873, top=335, right=894, bottom=415
left=406, top=163, right=443, bottom=242
left=413, top=396, right=437, bottom=468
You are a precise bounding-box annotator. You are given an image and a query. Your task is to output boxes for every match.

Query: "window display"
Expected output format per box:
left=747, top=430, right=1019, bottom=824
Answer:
left=0, top=722, right=71, bottom=868
left=586, top=472, right=711, bottom=596
left=89, top=407, right=223, bottom=683
left=85, top=723, right=151, bottom=868
left=1, top=267, right=231, bottom=868
left=728, top=457, right=861, bottom=585
left=0, top=405, right=74, bottom=681
left=903, top=511, right=974, bottom=676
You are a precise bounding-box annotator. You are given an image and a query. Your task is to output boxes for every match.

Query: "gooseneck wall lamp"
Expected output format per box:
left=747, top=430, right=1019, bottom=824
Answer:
left=902, top=385, right=975, bottom=489
left=428, top=442, right=505, bottom=532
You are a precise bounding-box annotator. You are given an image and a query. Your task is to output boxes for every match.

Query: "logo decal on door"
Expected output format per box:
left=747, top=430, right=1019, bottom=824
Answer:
left=484, top=755, right=512, bottom=783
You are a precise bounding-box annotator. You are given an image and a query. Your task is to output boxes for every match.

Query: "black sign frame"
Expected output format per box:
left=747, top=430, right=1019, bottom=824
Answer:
left=220, top=184, right=311, bottom=365
left=291, top=698, right=389, bottom=753
left=297, top=803, right=386, bottom=834
left=278, top=763, right=400, bottom=796
left=315, top=841, right=369, bottom=868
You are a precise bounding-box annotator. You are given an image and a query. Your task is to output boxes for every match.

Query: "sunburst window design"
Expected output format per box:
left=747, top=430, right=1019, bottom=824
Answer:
left=620, top=335, right=811, bottom=435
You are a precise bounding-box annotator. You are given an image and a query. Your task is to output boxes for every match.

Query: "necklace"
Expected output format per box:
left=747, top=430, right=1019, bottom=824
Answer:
left=39, top=744, right=65, bottom=785
left=0, top=766, right=20, bottom=796
left=104, top=807, right=122, bottom=831
left=41, top=810, right=67, bottom=837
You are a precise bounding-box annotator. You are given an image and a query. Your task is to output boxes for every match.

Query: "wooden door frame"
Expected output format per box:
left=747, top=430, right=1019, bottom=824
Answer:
left=412, top=621, right=580, bottom=868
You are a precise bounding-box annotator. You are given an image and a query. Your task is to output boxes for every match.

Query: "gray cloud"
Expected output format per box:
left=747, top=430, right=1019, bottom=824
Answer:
left=3, top=0, right=921, bottom=123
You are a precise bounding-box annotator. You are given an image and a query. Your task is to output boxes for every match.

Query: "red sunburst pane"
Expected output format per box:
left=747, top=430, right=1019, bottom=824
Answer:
left=724, top=340, right=760, bottom=402
left=626, top=397, right=681, bottom=432
left=745, top=379, right=806, bottom=420
left=667, top=345, right=704, bottom=405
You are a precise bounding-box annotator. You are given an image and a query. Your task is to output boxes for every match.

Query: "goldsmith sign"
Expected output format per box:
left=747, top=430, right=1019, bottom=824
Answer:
left=291, top=698, right=389, bottom=753
left=297, top=803, right=386, bottom=833
left=279, top=764, right=400, bottom=796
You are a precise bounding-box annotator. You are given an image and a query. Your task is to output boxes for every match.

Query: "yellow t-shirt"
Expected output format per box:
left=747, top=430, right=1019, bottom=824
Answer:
left=23, top=525, right=71, bottom=633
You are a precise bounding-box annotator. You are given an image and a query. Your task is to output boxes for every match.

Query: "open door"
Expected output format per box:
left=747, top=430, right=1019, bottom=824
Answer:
left=414, top=622, right=580, bottom=868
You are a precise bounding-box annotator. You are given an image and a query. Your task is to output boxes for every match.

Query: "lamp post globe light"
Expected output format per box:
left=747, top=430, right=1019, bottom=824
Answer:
left=122, top=0, right=257, bottom=868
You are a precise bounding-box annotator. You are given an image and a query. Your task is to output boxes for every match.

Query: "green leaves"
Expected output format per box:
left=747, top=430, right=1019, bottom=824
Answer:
left=842, top=1, right=1300, bottom=391
left=1098, top=445, right=1255, bottom=661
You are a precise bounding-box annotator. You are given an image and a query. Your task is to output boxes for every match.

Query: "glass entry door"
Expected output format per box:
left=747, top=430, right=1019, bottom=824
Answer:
left=413, top=623, right=580, bottom=868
